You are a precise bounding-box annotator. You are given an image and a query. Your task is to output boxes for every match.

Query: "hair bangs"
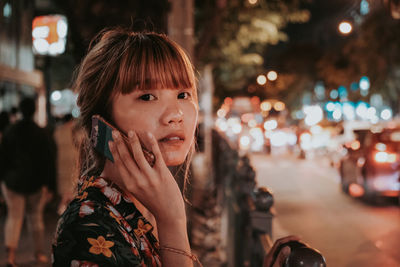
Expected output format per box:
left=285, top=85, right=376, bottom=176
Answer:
left=115, top=33, right=195, bottom=94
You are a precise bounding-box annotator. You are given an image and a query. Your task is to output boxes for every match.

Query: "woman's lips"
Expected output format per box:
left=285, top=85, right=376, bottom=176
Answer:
left=159, top=135, right=185, bottom=147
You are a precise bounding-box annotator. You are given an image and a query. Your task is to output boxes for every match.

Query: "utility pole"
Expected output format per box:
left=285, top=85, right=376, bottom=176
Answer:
left=167, top=0, right=194, bottom=60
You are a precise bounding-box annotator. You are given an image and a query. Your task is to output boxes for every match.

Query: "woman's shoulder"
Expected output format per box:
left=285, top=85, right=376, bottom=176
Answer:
left=52, top=197, right=144, bottom=266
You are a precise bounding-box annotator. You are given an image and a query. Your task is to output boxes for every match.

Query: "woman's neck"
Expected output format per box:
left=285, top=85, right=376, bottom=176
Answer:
left=100, top=161, right=125, bottom=191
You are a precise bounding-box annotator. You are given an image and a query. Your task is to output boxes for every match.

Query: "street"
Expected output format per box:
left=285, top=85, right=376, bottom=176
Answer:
left=250, top=152, right=400, bottom=267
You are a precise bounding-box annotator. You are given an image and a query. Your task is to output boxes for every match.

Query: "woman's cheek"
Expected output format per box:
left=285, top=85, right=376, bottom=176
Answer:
left=185, top=103, right=198, bottom=128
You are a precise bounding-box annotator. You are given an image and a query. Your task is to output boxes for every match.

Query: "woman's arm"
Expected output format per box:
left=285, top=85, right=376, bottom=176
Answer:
left=157, top=218, right=194, bottom=266
left=109, top=130, right=195, bottom=266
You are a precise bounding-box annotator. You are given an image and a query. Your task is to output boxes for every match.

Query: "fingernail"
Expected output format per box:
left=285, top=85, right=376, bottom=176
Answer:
left=112, top=131, right=118, bottom=139
left=147, top=132, right=153, bottom=139
left=128, top=130, right=134, bottom=138
left=108, top=141, right=113, bottom=149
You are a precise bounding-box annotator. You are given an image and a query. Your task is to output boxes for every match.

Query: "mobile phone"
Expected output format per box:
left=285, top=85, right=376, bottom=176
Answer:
left=91, top=115, right=155, bottom=166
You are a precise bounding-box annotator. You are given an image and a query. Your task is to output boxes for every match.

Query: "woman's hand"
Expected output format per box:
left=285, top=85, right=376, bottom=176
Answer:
left=109, top=130, right=186, bottom=225
left=263, top=235, right=301, bottom=267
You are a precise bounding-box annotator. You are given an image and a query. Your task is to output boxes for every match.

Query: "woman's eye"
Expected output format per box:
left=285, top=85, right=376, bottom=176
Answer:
left=178, top=92, right=191, bottom=99
left=139, top=94, right=156, bottom=101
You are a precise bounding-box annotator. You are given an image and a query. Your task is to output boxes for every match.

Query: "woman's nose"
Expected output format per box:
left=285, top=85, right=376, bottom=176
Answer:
left=161, top=104, right=184, bottom=125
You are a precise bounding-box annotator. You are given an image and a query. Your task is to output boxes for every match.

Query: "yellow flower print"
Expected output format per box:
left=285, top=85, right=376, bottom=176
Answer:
left=76, top=192, right=88, bottom=201
left=134, top=218, right=153, bottom=237
left=78, top=177, right=95, bottom=194
left=109, top=211, right=122, bottom=225
left=87, top=236, right=114, bottom=258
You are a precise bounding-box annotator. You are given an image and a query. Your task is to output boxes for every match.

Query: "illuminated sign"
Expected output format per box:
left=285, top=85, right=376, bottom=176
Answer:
left=32, top=15, right=68, bottom=56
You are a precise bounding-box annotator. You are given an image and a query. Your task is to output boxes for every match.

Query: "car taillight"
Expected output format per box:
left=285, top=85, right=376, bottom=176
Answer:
left=374, top=151, right=397, bottom=163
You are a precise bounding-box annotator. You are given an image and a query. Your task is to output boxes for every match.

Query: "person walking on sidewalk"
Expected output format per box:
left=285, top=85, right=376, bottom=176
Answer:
left=54, top=114, right=82, bottom=215
left=0, top=97, right=56, bottom=267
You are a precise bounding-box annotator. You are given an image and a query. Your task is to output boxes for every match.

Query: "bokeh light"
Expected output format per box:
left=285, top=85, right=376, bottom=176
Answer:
left=325, top=102, right=335, bottom=112
left=274, top=101, right=285, bottom=111
left=303, top=105, right=323, bottom=126
left=264, top=119, right=278, bottom=131
left=267, top=71, right=278, bottom=81
left=51, top=90, right=62, bottom=102
left=338, top=21, right=352, bottom=34
left=330, top=89, right=339, bottom=99
left=359, top=76, right=370, bottom=90
left=380, top=108, right=392, bottom=120
left=260, top=101, right=272, bottom=111
left=257, top=75, right=267, bottom=85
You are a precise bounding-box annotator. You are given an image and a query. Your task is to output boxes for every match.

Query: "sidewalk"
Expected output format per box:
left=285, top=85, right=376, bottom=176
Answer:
left=0, top=201, right=59, bottom=267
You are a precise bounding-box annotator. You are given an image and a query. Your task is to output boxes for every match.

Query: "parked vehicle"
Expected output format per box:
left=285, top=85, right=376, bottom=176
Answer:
left=339, top=127, right=400, bottom=202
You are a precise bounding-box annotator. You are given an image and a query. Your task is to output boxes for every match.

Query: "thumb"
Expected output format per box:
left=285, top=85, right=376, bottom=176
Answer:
left=273, top=246, right=291, bottom=267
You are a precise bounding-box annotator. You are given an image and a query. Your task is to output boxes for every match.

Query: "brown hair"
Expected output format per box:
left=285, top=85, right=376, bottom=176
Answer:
left=73, top=27, right=197, bottom=194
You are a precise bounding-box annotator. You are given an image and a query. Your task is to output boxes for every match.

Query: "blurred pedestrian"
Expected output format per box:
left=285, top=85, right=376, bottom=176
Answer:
left=0, top=111, right=10, bottom=141
left=0, top=97, right=56, bottom=266
left=54, top=113, right=82, bottom=215
left=0, top=111, right=11, bottom=210
left=9, top=106, right=18, bottom=124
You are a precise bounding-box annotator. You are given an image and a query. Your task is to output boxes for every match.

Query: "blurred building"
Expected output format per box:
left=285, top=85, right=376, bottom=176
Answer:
left=0, top=0, right=46, bottom=125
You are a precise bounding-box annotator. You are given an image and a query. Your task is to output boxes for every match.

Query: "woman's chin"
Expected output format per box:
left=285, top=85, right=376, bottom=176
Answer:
left=162, top=152, right=186, bottom=166
left=164, top=158, right=185, bottom=167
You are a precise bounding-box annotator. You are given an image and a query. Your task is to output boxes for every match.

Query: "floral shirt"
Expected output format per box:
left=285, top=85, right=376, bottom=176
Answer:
left=52, top=176, right=161, bottom=267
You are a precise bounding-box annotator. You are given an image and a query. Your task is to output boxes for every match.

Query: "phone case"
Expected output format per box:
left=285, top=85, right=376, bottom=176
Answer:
left=91, top=115, right=155, bottom=166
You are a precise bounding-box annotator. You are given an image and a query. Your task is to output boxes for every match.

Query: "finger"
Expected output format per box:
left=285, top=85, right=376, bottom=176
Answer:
left=270, top=235, right=300, bottom=253
left=135, top=130, right=152, bottom=151
left=272, top=246, right=290, bottom=267
left=109, top=141, right=133, bottom=180
left=264, top=235, right=300, bottom=267
left=109, top=140, right=142, bottom=194
left=137, top=131, right=156, bottom=167
left=111, top=132, right=141, bottom=178
left=146, top=132, right=165, bottom=169
left=128, top=130, right=153, bottom=173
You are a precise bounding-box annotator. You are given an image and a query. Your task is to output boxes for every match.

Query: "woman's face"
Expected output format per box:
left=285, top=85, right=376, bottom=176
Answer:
left=111, top=87, right=198, bottom=166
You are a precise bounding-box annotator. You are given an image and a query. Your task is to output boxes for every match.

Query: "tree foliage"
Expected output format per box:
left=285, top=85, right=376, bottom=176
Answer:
left=53, top=0, right=169, bottom=62
left=249, top=4, right=400, bottom=112
left=194, top=0, right=310, bottom=96
left=317, top=6, right=400, bottom=110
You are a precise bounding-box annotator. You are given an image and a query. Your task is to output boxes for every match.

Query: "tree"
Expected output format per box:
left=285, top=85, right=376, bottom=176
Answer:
left=317, top=6, right=400, bottom=112
left=194, top=0, right=311, bottom=100
left=53, top=0, right=170, bottom=62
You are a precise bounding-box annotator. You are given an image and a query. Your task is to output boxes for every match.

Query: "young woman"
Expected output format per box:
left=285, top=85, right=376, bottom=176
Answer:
left=52, top=28, right=294, bottom=267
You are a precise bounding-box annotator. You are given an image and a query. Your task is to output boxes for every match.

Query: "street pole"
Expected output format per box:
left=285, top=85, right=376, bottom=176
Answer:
left=167, top=0, right=194, bottom=60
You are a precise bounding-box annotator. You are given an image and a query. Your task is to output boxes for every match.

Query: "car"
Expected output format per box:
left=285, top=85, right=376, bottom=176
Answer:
left=339, top=127, right=400, bottom=202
